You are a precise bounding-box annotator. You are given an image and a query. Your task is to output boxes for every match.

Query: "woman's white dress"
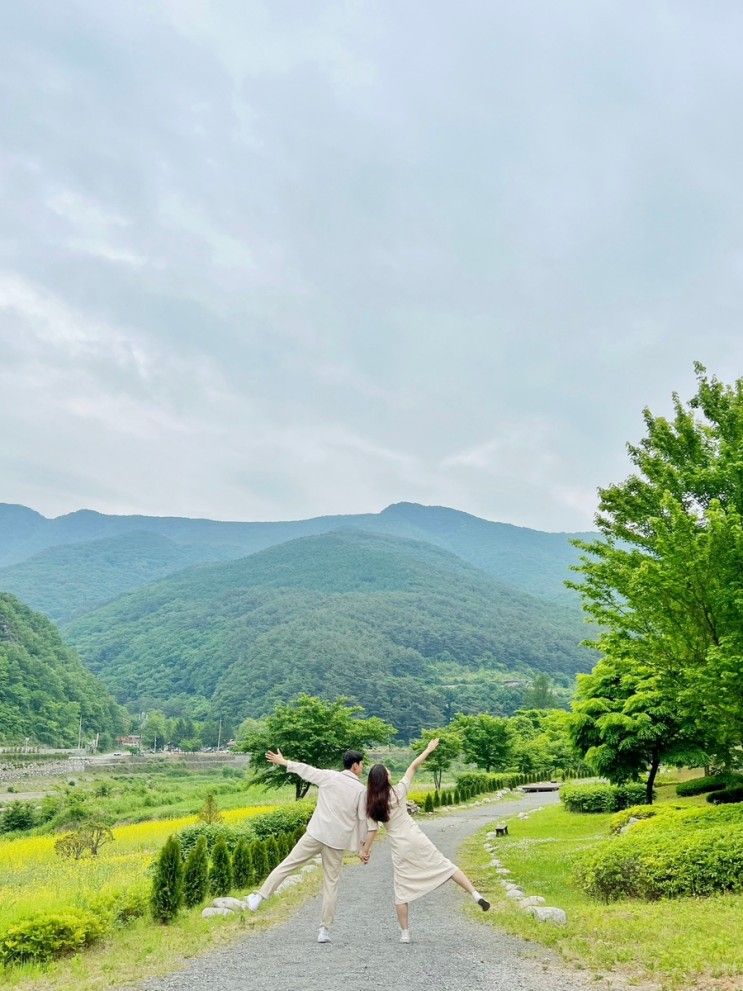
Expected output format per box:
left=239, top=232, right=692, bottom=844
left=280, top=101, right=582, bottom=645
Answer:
left=375, top=771, right=456, bottom=905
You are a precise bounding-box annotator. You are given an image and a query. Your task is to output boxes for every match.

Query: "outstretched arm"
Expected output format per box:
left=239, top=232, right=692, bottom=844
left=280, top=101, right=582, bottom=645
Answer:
left=265, top=749, right=332, bottom=786
left=403, top=737, right=440, bottom=785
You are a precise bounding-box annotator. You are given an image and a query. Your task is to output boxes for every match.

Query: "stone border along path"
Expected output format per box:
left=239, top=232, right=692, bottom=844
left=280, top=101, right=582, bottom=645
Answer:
left=131, top=790, right=605, bottom=991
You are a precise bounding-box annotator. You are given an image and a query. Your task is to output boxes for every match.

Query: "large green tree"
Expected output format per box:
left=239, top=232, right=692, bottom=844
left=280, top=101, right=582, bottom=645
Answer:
left=569, top=366, right=742, bottom=790
left=237, top=695, right=395, bottom=799
left=451, top=713, right=511, bottom=772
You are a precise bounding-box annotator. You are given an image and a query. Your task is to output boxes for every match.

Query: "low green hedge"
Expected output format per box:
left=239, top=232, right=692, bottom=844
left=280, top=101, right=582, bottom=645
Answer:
left=608, top=804, right=677, bottom=833
left=676, top=774, right=742, bottom=797
left=248, top=802, right=314, bottom=839
left=0, top=910, right=107, bottom=966
left=576, top=804, right=743, bottom=900
left=708, top=784, right=743, bottom=805
left=561, top=783, right=647, bottom=813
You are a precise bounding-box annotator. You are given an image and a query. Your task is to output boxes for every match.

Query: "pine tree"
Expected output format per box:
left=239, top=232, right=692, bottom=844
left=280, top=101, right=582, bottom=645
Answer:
left=198, top=792, right=224, bottom=825
left=209, top=838, right=233, bottom=896
left=424, top=793, right=434, bottom=813
left=151, top=835, right=184, bottom=923
left=265, top=836, right=281, bottom=871
left=433, top=790, right=441, bottom=808
left=453, top=788, right=461, bottom=804
left=251, top=840, right=269, bottom=883
left=232, top=838, right=252, bottom=890
left=183, top=836, right=209, bottom=908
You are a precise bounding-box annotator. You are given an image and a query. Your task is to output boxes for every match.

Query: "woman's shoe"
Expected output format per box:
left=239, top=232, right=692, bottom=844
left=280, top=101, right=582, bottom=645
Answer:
left=477, top=897, right=491, bottom=911
left=400, top=929, right=411, bottom=943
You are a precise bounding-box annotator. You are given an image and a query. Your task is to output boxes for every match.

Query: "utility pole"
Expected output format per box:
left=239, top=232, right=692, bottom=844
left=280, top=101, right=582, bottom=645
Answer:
left=217, top=718, right=222, bottom=752
left=77, top=713, right=83, bottom=752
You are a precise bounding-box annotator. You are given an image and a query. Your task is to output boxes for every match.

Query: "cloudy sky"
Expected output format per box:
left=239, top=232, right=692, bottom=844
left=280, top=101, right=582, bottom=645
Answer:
left=1, top=2, right=741, bottom=531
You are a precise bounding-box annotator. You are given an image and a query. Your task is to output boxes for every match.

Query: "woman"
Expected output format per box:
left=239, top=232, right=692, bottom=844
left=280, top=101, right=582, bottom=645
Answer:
left=360, top=737, right=490, bottom=943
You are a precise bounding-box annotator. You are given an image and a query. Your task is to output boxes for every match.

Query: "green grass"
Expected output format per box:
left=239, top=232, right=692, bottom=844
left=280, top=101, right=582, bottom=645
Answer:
left=461, top=786, right=743, bottom=990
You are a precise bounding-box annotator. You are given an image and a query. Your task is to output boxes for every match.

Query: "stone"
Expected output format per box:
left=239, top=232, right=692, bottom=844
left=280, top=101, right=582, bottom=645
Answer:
left=495, top=867, right=510, bottom=874
left=486, top=831, right=497, bottom=839
left=528, top=906, right=567, bottom=924
left=518, top=896, right=546, bottom=907
left=202, top=907, right=233, bottom=918
left=506, top=888, right=525, bottom=899
left=276, top=875, right=303, bottom=893
left=213, top=897, right=246, bottom=911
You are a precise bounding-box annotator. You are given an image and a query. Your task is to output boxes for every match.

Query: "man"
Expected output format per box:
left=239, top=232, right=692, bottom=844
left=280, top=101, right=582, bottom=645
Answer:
left=246, top=748, right=367, bottom=943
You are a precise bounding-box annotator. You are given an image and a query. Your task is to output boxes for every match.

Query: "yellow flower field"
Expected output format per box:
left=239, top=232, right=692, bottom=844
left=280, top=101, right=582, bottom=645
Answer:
left=0, top=804, right=276, bottom=933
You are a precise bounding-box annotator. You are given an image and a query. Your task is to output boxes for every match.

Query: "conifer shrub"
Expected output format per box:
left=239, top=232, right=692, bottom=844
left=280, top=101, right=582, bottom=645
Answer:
left=424, top=793, right=434, bottom=813
left=183, top=836, right=209, bottom=908
left=265, top=836, right=281, bottom=871
left=209, top=838, right=234, bottom=896
left=433, top=790, right=441, bottom=808
left=453, top=788, right=461, bottom=804
left=151, top=835, right=184, bottom=923
left=251, top=840, right=269, bottom=883
left=232, top=838, right=252, bottom=889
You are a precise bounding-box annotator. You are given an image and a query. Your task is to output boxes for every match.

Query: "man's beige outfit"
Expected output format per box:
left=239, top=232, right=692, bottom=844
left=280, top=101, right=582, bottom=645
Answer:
left=257, top=761, right=366, bottom=927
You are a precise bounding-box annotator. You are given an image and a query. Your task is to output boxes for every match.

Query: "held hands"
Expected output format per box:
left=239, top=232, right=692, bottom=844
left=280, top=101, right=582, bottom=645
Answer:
left=265, top=748, right=288, bottom=767
left=358, top=847, right=371, bottom=864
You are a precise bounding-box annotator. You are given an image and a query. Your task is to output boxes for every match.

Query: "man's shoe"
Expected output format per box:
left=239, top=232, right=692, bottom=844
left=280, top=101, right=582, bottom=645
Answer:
left=400, top=930, right=411, bottom=943
left=317, top=926, right=331, bottom=943
left=246, top=893, right=263, bottom=912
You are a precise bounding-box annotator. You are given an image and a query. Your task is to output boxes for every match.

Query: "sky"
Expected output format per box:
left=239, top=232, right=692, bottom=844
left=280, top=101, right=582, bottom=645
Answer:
left=1, top=2, right=742, bottom=532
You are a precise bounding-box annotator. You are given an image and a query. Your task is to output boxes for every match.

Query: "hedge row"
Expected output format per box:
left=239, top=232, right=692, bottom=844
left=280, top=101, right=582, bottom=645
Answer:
left=178, top=802, right=314, bottom=858
left=576, top=804, right=743, bottom=900
left=708, top=784, right=743, bottom=805
left=561, top=783, right=647, bottom=813
left=676, top=774, right=743, bottom=797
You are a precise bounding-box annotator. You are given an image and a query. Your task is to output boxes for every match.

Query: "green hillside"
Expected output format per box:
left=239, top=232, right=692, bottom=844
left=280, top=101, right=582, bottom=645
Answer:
left=64, top=531, right=592, bottom=738
left=0, top=502, right=593, bottom=619
left=0, top=593, right=124, bottom=747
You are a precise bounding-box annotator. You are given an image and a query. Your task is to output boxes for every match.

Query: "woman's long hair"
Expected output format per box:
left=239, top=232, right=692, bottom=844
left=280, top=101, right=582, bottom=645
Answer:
left=366, top=764, right=393, bottom=823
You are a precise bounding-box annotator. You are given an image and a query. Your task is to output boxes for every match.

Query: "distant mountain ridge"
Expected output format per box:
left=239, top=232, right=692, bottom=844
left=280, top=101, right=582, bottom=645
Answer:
left=0, top=502, right=594, bottom=619
left=63, top=530, right=592, bottom=739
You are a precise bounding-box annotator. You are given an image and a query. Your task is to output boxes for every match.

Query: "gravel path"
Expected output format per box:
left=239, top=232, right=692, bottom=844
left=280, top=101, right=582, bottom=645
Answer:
left=135, top=791, right=598, bottom=991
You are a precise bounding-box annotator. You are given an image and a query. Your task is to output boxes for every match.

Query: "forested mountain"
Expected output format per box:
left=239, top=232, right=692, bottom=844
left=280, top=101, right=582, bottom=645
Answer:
left=0, top=593, right=124, bottom=747
left=0, top=501, right=593, bottom=618
left=64, top=531, right=592, bottom=738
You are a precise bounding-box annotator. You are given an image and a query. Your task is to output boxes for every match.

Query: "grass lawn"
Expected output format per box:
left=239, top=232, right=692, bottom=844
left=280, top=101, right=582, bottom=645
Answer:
left=460, top=785, right=743, bottom=990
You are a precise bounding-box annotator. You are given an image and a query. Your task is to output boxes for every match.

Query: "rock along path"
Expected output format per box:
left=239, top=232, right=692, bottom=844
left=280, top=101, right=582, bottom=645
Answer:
left=135, top=790, right=599, bottom=991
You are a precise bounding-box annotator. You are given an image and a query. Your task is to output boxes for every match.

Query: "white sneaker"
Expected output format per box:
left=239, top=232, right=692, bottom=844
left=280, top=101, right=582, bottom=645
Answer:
left=246, top=893, right=263, bottom=912
left=317, top=926, right=331, bottom=943
left=400, top=929, right=411, bottom=943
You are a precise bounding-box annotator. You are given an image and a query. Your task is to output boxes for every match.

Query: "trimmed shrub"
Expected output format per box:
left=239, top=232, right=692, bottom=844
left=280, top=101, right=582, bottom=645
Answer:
left=424, top=793, right=434, bottom=813
left=676, top=774, right=742, bottom=797
left=609, top=804, right=678, bottom=833
left=453, top=788, right=461, bottom=804
left=183, top=836, right=209, bottom=907
left=251, top=840, right=269, bottom=883
left=265, top=836, right=281, bottom=871
left=708, top=785, right=743, bottom=805
left=0, top=910, right=106, bottom=965
left=151, top=836, right=185, bottom=923
left=178, top=823, right=241, bottom=859
left=248, top=803, right=314, bottom=839
left=433, top=790, right=441, bottom=808
left=209, top=838, right=233, bottom=896
left=561, top=783, right=647, bottom=814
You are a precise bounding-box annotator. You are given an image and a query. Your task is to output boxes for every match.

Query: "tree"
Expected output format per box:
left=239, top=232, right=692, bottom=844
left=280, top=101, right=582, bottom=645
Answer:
left=237, top=695, right=395, bottom=800
left=141, top=711, right=170, bottom=751
left=568, top=366, right=741, bottom=789
left=54, top=811, right=114, bottom=859
left=209, top=838, right=233, bottom=896
left=183, top=836, right=209, bottom=907
left=522, top=673, right=557, bottom=710
left=452, top=713, right=512, bottom=772
left=232, top=838, right=252, bottom=889
left=197, top=793, right=223, bottom=824
left=411, top=729, right=460, bottom=791
left=151, top=835, right=184, bottom=923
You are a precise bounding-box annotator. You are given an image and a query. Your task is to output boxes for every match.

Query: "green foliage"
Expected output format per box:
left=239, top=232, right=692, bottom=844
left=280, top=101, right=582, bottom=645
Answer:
left=239, top=695, right=394, bottom=799
left=452, top=713, right=511, bottom=772
left=1, top=800, right=36, bottom=833
left=424, top=793, right=434, bottom=812
left=569, top=367, right=743, bottom=789
left=183, top=836, right=209, bottom=908
left=0, top=909, right=107, bottom=965
left=251, top=840, right=269, bottom=882
left=412, top=728, right=460, bottom=790
left=177, top=823, right=241, bottom=859
left=264, top=836, right=281, bottom=872
left=231, top=838, right=252, bottom=889
left=150, top=835, right=184, bottom=923
left=248, top=802, right=314, bottom=838
left=609, top=804, right=675, bottom=833
left=677, top=774, right=743, bottom=796
left=197, top=792, right=223, bottom=824
left=576, top=805, right=743, bottom=899
left=0, top=593, right=124, bottom=748
left=208, top=838, right=233, bottom=896
left=561, top=783, right=649, bottom=814
left=65, top=531, right=590, bottom=739
left=708, top=784, right=743, bottom=805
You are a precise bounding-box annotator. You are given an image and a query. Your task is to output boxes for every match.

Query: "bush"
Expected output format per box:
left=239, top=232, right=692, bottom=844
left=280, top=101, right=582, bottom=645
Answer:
left=708, top=784, right=743, bottom=805
left=1, top=801, right=37, bottom=833
left=86, top=888, right=149, bottom=926
left=433, top=790, right=441, bottom=808
left=265, top=836, right=281, bottom=871
left=676, top=774, right=742, bottom=797
left=609, top=804, right=677, bottom=833
left=0, top=910, right=107, bottom=965
left=151, top=836, right=184, bottom=923
left=576, top=822, right=743, bottom=900
left=183, top=836, right=209, bottom=907
left=209, top=838, right=234, bottom=896
left=178, top=823, right=242, bottom=859
left=232, top=838, right=252, bottom=889
left=453, top=788, right=461, bottom=804
left=247, top=803, right=314, bottom=840
left=561, top=783, right=647, bottom=813
left=251, top=840, right=269, bottom=883
left=424, top=793, right=434, bottom=813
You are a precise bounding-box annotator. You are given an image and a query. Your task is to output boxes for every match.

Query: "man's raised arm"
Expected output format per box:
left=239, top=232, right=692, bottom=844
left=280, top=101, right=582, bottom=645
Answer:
left=265, top=749, right=333, bottom=786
